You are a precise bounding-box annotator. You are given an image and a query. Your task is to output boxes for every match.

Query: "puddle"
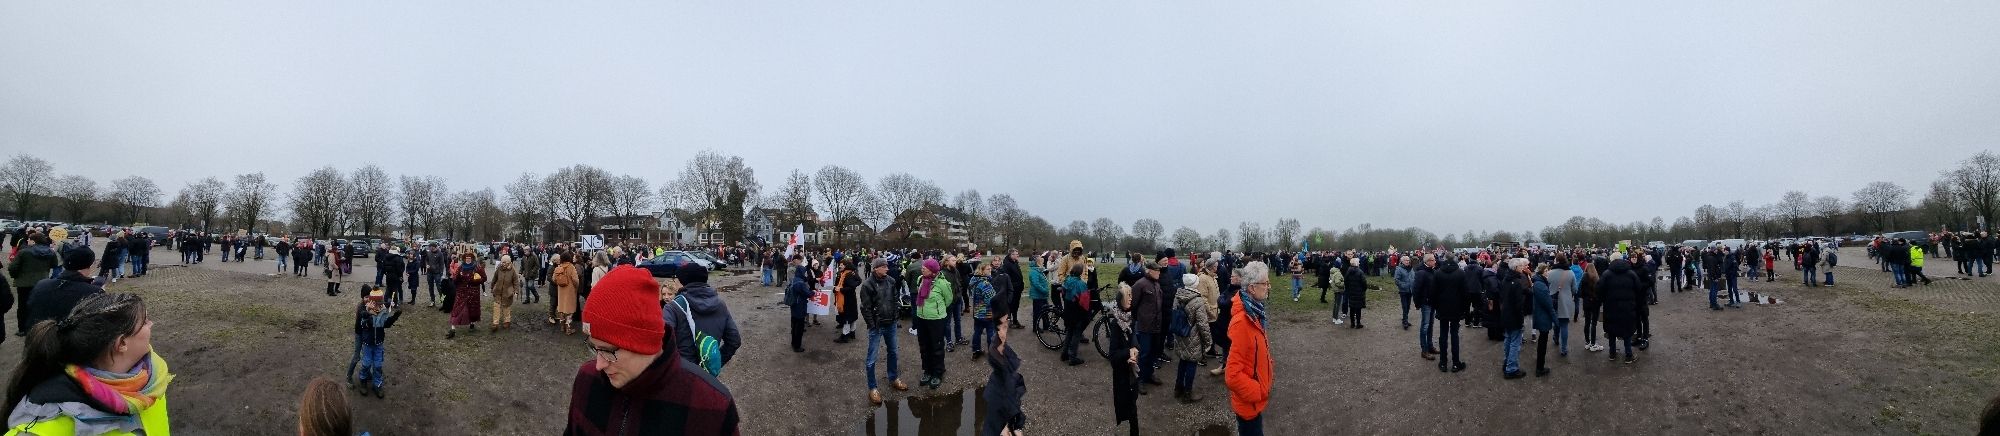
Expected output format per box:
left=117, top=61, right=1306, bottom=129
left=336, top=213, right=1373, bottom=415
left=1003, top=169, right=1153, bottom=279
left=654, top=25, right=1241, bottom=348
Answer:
left=854, top=388, right=1236, bottom=435
left=854, top=388, right=983, bottom=436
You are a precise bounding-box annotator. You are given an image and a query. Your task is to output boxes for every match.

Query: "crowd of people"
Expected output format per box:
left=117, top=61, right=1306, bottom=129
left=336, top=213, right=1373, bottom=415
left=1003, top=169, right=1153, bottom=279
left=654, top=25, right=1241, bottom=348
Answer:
left=12, top=219, right=2000, bottom=435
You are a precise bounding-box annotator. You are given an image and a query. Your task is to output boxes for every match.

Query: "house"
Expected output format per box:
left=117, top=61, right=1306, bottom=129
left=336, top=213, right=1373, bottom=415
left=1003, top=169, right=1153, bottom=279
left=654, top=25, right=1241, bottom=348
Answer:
left=879, top=205, right=972, bottom=249
left=752, top=207, right=824, bottom=247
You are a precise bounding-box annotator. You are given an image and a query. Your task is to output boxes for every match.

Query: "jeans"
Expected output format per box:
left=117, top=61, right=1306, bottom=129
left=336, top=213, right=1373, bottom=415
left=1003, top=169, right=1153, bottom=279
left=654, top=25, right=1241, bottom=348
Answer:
left=1399, top=293, right=1412, bottom=325
left=254, top=246, right=264, bottom=259
left=1290, top=277, right=1302, bottom=300
left=1175, top=360, right=1198, bottom=392
left=1726, top=273, right=1739, bottom=294
left=1584, top=305, right=1601, bottom=344
left=359, top=343, right=386, bottom=388
left=1707, top=278, right=1723, bottom=308
left=130, top=253, right=145, bottom=276
left=1136, top=332, right=1159, bottom=382
left=1803, top=266, right=1819, bottom=286
left=1502, top=329, right=1523, bottom=374
left=375, top=268, right=385, bottom=286
left=1554, top=317, right=1570, bottom=355
left=865, top=324, right=901, bottom=389
left=1418, top=306, right=1435, bottom=353
left=1890, top=264, right=1907, bottom=286
left=972, top=319, right=997, bottom=352
left=762, top=267, right=774, bottom=286
left=427, top=273, right=442, bottom=302
left=277, top=254, right=288, bottom=271
left=1981, top=256, right=1993, bottom=275
left=948, top=300, right=964, bottom=343
left=1332, top=293, right=1346, bottom=322
left=1237, top=414, right=1264, bottom=436
left=1436, top=320, right=1461, bottom=365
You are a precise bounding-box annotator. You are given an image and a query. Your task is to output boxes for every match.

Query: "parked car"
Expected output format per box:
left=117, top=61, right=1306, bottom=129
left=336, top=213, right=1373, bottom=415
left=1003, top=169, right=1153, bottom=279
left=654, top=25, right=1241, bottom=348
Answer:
left=1882, top=231, right=1928, bottom=243
left=646, top=251, right=721, bottom=271
left=136, top=226, right=170, bottom=247
left=688, top=251, right=730, bottom=270
left=636, top=255, right=683, bottom=279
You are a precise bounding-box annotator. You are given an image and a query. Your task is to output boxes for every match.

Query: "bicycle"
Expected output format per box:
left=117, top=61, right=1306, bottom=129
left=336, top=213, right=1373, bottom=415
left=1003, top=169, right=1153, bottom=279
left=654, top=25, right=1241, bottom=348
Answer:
left=1033, top=284, right=1120, bottom=360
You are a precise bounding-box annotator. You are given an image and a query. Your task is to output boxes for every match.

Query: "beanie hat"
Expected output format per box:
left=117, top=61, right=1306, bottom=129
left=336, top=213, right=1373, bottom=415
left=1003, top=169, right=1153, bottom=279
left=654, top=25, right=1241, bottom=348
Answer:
left=1182, top=274, right=1199, bottom=289
left=870, top=258, right=888, bottom=269
left=61, top=245, right=96, bottom=270
left=582, top=266, right=666, bottom=355
left=923, top=258, right=941, bottom=274
left=367, top=286, right=385, bottom=302
left=676, top=263, right=710, bottom=284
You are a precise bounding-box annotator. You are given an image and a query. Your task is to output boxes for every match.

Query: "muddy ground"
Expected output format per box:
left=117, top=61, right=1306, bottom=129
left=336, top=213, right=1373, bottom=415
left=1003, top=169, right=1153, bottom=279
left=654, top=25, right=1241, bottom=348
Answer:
left=3, top=244, right=1993, bottom=435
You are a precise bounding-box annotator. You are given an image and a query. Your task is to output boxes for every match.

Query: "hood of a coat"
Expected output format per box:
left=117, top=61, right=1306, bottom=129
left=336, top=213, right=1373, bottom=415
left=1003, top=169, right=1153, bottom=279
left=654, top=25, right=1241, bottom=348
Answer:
left=680, top=283, right=725, bottom=316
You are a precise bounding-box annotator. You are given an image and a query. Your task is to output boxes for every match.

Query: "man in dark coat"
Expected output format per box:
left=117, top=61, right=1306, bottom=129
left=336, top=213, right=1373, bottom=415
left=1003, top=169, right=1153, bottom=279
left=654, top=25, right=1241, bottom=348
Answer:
left=1429, top=261, right=1469, bottom=373
left=380, top=248, right=407, bottom=305
left=1598, top=258, right=1643, bottom=364
left=1129, top=261, right=1165, bottom=390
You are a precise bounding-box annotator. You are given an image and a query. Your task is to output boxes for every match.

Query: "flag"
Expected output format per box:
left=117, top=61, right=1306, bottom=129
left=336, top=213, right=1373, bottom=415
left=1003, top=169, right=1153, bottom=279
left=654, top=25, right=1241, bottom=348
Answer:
left=783, top=224, right=804, bottom=258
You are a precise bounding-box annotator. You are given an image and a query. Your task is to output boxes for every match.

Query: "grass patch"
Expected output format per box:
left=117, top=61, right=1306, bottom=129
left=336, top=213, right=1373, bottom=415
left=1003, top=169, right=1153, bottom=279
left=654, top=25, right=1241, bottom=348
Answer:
left=1078, top=261, right=1402, bottom=313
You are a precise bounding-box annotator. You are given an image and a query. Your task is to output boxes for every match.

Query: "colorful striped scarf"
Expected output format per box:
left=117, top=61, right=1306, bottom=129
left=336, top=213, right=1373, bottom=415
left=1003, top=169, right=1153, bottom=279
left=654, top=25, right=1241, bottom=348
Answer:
left=66, top=352, right=173, bottom=416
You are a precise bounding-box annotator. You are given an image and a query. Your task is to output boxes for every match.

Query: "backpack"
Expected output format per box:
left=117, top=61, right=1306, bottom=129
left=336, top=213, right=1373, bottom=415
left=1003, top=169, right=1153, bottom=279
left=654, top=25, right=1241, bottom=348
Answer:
left=1169, top=299, right=1193, bottom=338
left=674, top=295, right=724, bottom=376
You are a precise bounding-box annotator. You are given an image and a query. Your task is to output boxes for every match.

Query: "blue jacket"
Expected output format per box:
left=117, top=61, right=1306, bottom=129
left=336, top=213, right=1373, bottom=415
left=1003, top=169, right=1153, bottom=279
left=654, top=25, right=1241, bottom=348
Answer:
left=1393, top=265, right=1415, bottom=294
left=1530, top=275, right=1556, bottom=331
left=1027, top=266, right=1049, bottom=300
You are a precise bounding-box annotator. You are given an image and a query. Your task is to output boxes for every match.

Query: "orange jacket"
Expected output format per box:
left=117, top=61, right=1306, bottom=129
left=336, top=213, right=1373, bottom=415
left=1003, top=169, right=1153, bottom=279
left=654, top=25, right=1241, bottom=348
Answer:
left=1224, top=293, right=1273, bottom=419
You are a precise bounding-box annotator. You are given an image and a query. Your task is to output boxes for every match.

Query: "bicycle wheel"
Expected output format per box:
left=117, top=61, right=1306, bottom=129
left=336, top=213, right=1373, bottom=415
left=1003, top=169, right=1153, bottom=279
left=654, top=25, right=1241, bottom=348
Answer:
left=1035, top=308, right=1066, bottom=350
left=1092, top=314, right=1112, bottom=359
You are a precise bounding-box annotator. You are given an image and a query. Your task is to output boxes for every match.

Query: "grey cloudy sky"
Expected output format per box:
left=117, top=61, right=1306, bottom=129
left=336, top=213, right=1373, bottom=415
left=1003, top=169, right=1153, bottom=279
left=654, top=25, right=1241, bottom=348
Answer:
left=4, top=1, right=1998, bottom=239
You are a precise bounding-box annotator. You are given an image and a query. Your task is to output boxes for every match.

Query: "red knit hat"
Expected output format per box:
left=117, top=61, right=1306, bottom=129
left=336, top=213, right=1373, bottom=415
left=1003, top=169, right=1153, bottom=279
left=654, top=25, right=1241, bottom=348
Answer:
left=582, top=265, right=666, bottom=356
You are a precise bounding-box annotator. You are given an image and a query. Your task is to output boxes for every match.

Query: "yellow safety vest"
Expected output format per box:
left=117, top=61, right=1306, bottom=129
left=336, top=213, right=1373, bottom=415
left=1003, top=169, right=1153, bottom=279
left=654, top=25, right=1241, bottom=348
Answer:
left=5, top=395, right=169, bottom=436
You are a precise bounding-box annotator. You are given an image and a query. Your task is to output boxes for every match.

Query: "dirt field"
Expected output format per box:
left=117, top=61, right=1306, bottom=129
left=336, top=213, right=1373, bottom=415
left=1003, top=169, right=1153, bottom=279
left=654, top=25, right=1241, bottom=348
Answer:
left=6, top=244, right=1994, bottom=435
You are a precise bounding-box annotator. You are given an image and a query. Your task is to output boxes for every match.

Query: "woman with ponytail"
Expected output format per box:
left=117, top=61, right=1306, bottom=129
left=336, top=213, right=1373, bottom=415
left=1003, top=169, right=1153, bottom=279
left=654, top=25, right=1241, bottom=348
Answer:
left=4, top=293, right=171, bottom=435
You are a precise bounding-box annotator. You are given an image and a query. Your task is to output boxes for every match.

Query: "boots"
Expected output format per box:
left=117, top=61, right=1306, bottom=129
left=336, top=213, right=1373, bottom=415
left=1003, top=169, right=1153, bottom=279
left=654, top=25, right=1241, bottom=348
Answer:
left=870, top=389, right=882, bottom=405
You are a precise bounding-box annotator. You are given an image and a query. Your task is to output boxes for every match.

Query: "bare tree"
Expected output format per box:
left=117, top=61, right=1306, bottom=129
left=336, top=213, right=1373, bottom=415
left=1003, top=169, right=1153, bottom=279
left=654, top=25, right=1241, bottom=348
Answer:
left=1949, top=151, right=2000, bottom=230
left=1921, top=179, right=1964, bottom=230
left=548, top=164, right=612, bottom=238
left=1091, top=217, right=1124, bottom=253
left=1237, top=221, right=1267, bottom=252
left=1778, top=191, right=1810, bottom=234
left=1272, top=218, right=1301, bottom=251
left=0, top=155, right=54, bottom=220
left=470, top=188, right=505, bottom=241
left=953, top=189, right=987, bottom=243
left=226, top=173, right=277, bottom=233
left=1211, top=228, right=1232, bottom=253
left=1851, top=181, right=1909, bottom=232
left=398, top=175, right=441, bottom=239
left=344, top=165, right=395, bottom=236
left=987, top=193, right=1021, bottom=247
left=875, top=172, right=944, bottom=226
left=289, top=167, right=346, bottom=237
left=774, top=170, right=814, bottom=229
left=1131, top=218, right=1164, bottom=250
left=1812, top=195, right=1844, bottom=234
left=52, top=175, right=97, bottom=222
left=184, top=177, right=227, bottom=231
left=1171, top=226, right=1203, bottom=252
left=1725, top=201, right=1747, bottom=237
left=107, top=176, right=161, bottom=224
left=661, top=150, right=760, bottom=241
left=502, top=173, right=546, bottom=241
left=1063, top=220, right=1090, bottom=244
left=610, top=175, right=653, bottom=235
left=813, top=165, right=872, bottom=245
left=417, top=177, right=450, bottom=239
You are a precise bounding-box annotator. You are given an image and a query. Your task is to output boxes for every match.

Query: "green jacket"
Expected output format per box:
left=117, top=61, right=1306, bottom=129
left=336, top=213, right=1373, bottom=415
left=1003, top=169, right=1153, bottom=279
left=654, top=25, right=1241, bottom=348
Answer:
left=8, top=244, right=57, bottom=286
left=916, top=276, right=954, bottom=320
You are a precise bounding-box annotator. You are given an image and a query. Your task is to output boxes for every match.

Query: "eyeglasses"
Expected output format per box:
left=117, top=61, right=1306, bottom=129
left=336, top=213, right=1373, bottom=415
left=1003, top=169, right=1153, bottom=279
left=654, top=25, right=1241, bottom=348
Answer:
left=587, top=342, right=621, bottom=364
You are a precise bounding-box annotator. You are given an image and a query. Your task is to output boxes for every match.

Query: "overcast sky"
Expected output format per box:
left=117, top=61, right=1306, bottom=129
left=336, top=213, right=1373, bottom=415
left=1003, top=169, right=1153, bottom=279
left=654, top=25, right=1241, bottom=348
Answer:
left=4, top=1, right=1998, bottom=239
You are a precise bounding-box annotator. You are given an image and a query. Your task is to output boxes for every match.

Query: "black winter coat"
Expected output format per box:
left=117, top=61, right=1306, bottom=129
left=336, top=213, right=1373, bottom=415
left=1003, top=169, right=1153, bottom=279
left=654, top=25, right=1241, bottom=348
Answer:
left=1599, top=260, right=1642, bottom=339
left=1493, top=269, right=1529, bottom=331
left=1341, top=266, right=1367, bottom=308
left=27, top=272, right=104, bottom=330
left=1430, top=265, right=1469, bottom=322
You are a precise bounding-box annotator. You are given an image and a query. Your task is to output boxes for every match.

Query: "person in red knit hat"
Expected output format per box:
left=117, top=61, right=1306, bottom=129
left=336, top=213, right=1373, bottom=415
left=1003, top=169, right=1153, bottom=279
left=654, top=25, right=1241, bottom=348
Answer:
left=565, top=265, right=740, bottom=435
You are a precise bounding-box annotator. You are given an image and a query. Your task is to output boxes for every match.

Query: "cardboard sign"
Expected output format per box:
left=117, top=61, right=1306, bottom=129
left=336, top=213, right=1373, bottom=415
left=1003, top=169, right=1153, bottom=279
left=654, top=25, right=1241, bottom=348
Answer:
left=580, top=235, right=605, bottom=250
